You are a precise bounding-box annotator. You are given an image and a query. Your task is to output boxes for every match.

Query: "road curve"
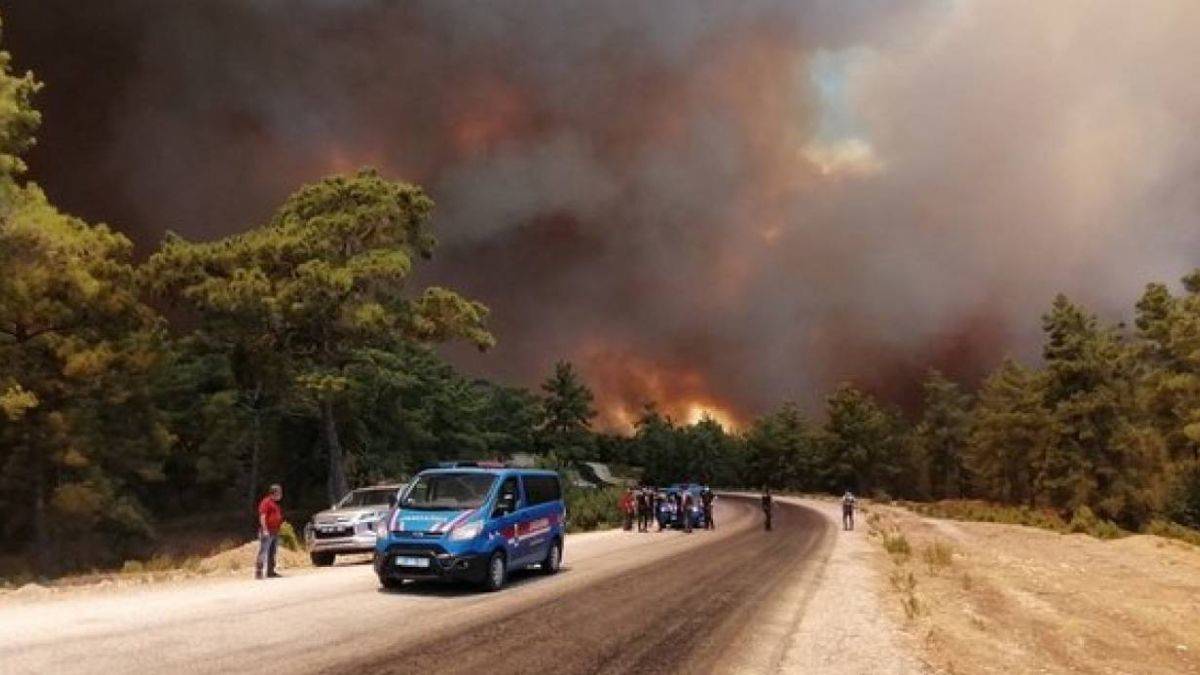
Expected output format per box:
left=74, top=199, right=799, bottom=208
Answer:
left=346, top=496, right=830, bottom=674
left=0, top=497, right=832, bottom=675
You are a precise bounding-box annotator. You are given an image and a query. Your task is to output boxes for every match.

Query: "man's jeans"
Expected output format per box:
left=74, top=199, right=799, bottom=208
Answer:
left=256, top=533, right=278, bottom=577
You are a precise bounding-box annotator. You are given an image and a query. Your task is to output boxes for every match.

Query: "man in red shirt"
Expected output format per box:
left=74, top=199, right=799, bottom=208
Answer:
left=619, top=488, right=635, bottom=531
left=256, top=484, right=284, bottom=580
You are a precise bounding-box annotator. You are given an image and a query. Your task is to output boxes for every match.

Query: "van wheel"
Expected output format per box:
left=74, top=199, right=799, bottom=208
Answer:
left=482, top=551, right=506, bottom=592
left=541, top=540, right=562, bottom=575
left=310, top=552, right=335, bottom=567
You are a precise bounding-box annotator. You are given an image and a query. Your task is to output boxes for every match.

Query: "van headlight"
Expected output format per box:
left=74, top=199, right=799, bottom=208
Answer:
left=448, top=521, right=483, bottom=541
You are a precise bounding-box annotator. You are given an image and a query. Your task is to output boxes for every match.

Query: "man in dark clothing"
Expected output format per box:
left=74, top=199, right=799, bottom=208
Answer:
left=256, top=484, right=284, bottom=579
left=701, top=488, right=716, bottom=530
left=761, top=487, right=773, bottom=532
left=681, top=490, right=694, bottom=533
left=636, top=488, right=651, bottom=532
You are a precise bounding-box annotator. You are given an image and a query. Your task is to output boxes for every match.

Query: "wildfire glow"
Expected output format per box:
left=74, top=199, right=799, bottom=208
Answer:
left=580, top=343, right=745, bottom=433
left=683, top=402, right=738, bottom=429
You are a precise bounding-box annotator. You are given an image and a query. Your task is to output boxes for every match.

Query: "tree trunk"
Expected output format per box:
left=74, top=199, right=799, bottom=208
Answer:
left=247, top=409, right=261, bottom=506
left=322, top=397, right=348, bottom=504
left=246, top=381, right=263, bottom=507
left=33, top=466, right=51, bottom=578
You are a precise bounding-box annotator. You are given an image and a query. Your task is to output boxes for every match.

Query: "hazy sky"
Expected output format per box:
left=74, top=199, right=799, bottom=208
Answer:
left=7, top=1, right=1200, bottom=426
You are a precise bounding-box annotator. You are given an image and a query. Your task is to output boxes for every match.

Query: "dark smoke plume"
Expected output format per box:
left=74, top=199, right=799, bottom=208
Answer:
left=8, top=1, right=1200, bottom=426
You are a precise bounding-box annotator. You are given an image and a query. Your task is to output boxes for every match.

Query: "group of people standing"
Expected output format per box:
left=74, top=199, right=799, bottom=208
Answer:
left=619, top=485, right=716, bottom=534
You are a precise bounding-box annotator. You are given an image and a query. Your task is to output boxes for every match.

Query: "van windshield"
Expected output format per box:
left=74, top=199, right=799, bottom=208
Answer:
left=400, top=473, right=496, bottom=511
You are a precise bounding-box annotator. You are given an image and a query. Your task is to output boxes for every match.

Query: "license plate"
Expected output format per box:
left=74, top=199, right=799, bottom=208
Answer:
left=319, top=527, right=338, bottom=533
left=394, top=556, right=429, bottom=568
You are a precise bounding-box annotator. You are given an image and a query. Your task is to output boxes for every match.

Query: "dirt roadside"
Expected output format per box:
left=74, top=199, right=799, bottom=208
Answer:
left=719, top=496, right=928, bottom=675
left=867, top=504, right=1200, bottom=675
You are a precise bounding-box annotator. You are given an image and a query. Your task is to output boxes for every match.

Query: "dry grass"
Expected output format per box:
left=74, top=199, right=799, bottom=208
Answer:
left=868, top=504, right=1200, bottom=674
left=921, top=541, right=954, bottom=574
left=882, top=532, right=912, bottom=558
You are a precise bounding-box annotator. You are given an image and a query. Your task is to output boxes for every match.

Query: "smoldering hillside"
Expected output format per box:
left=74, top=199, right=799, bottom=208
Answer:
left=8, top=1, right=1200, bottom=426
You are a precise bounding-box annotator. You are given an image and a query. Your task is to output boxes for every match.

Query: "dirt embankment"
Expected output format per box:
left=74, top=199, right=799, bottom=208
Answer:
left=865, top=504, right=1200, bottom=675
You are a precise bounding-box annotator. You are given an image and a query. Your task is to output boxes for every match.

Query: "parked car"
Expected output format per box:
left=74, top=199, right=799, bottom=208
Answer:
left=374, top=466, right=565, bottom=591
left=656, top=484, right=707, bottom=529
left=306, top=484, right=406, bottom=566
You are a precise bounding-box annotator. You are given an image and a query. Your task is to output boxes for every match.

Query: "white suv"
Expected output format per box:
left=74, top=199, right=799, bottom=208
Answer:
left=305, top=484, right=405, bottom=566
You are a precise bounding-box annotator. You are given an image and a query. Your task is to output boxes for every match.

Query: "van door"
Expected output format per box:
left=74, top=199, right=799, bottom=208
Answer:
left=491, top=477, right=525, bottom=565
left=518, top=474, right=556, bottom=563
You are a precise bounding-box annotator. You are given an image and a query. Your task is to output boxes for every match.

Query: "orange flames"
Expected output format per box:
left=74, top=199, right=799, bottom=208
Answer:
left=447, top=77, right=530, bottom=158
left=579, top=343, right=744, bottom=433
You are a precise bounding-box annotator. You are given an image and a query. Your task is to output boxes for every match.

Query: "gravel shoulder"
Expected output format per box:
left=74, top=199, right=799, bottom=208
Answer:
left=723, top=496, right=927, bottom=675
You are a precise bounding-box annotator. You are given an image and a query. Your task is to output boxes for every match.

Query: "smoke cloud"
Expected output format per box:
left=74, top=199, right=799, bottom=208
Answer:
left=7, top=1, right=1200, bottom=427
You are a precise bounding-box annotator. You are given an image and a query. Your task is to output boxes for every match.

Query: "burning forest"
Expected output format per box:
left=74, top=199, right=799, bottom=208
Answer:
left=8, top=1, right=1200, bottom=422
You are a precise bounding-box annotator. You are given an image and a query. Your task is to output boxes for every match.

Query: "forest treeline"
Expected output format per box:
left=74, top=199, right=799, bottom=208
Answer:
left=1, top=22, right=1198, bottom=576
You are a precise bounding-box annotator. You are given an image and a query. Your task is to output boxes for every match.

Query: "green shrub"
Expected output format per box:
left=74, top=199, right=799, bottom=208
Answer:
left=1146, top=519, right=1200, bottom=547
left=1068, top=505, right=1122, bottom=539
left=144, top=554, right=176, bottom=572
left=1165, top=461, right=1200, bottom=530
left=565, top=486, right=623, bottom=533
left=278, top=522, right=302, bottom=552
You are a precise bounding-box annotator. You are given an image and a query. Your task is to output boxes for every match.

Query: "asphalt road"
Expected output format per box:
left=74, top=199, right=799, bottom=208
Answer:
left=0, top=496, right=832, bottom=675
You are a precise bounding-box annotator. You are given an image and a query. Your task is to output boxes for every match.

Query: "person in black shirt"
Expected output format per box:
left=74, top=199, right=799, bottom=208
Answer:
left=636, top=487, right=652, bottom=532
left=701, top=488, right=716, bottom=530
left=761, top=487, right=773, bottom=532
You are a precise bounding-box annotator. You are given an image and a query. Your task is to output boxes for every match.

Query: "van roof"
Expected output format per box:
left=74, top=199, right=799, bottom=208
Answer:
left=415, top=466, right=559, bottom=478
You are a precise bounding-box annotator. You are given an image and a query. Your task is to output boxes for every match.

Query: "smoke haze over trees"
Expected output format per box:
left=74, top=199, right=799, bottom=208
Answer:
left=4, top=5, right=1200, bottom=577
left=10, top=1, right=1200, bottom=424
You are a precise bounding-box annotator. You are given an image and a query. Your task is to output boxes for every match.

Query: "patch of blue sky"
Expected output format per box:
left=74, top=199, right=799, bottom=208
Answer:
left=808, top=47, right=873, bottom=143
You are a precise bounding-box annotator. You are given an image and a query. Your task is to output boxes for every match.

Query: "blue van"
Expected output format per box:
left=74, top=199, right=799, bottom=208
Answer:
left=658, top=483, right=707, bottom=529
left=374, top=467, right=565, bottom=591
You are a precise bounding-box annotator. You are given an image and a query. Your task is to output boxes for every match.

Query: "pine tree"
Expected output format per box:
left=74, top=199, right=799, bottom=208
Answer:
left=536, top=361, right=596, bottom=464
left=821, top=384, right=909, bottom=497
left=0, top=22, right=168, bottom=573
left=913, top=370, right=974, bottom=499
left=967, top=359, right=1052, bottom=506
left=1040, top=295, right=1162, bottom=526
left=145, top=171, right=494, bottom=503
left=742, top=402, right=818, bottom=491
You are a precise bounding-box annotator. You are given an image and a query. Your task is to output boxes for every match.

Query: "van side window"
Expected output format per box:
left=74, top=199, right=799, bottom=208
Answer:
left=523, top=475, right=562, bottom=505
left=495, top=477, right=520, bottom=515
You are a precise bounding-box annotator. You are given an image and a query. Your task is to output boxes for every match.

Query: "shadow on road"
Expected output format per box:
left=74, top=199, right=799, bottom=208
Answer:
left=375, top=566, right=571, bottom=597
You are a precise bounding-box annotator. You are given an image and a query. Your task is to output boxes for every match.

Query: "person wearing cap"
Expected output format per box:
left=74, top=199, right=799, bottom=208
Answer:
left=256, top=484, right=284, bottom=579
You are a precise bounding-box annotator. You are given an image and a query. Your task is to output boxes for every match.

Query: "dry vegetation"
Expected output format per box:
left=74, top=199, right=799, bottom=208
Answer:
left=1, top=522, right=311, bottom=594
left=865, top=504, right=1200, bottom=674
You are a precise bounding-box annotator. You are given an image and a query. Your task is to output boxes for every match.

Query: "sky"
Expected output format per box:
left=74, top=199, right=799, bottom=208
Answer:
left=6, top=0, right=1200, bottom=428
